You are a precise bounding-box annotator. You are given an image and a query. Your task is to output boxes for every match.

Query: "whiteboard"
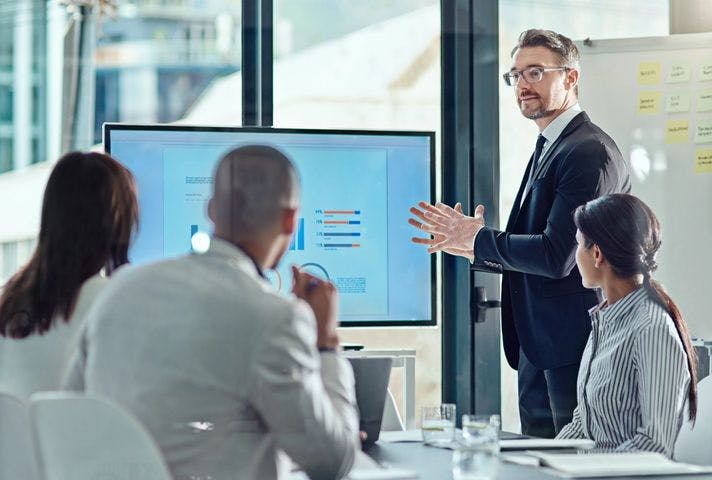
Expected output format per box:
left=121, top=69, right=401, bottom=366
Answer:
left=578, top=33, right=712, bottom=339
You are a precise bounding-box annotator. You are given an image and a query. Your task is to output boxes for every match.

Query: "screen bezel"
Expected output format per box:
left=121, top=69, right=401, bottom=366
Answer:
left=104, top=123, right=437, bottom=327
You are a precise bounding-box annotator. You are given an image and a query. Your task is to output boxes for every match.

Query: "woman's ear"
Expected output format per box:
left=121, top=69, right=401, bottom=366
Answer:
left=592, top=244, right=604, bottom=269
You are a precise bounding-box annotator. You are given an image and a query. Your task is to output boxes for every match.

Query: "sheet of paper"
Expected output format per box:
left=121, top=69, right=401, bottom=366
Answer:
left=348, top=453, right=418, bottom=480
left=696, top=149, right=712, bottom=173
left=378, top=430, right=424, bottom=443
left=638, top=62, right=661, bottom=85
left=637, top=91, right=661, bottom=114
left=666, top=63, right=691, bottom=83
left=665, top=119, right=690, bottom=144
left=695, top=119, right=712, bottom=144
left=698, top=89, right=712, bottom=112
left=664, top=92, right=690, bottom=113
left=701, top=62, right=712, bottom=82
left=529, top=451, right=712, bottom=478
left=499, top=438, right=595, bottom=451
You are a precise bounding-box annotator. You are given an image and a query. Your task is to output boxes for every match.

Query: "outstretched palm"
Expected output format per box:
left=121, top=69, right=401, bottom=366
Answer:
left=408, top=201, right=486, bottom=261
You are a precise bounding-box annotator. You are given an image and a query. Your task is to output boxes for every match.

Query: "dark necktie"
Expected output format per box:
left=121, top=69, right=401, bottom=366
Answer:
left=522, top=134, right=546, bottom=204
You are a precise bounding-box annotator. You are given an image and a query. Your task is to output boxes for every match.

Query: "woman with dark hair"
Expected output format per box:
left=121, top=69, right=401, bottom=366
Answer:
left=557, top=193, right=697, bottom=456
left=0, top=151, right=138, bottom=397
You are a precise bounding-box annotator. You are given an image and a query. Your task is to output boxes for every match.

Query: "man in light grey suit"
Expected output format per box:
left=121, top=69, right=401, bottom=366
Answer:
left=64, top=145, right=360, bottom=480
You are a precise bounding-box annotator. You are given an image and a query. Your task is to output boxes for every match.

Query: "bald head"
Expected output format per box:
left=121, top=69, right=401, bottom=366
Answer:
left=210, top=145, right=299, bottom=242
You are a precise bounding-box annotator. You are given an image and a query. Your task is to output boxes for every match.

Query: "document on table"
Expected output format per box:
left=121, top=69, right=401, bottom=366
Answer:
left=503, top=451, right=712, bottom=478
left=289, top=451, right=418, bottom=480
left=499, top=438, right=595, bottom=451
left=347, top=451, right=418, bottom=480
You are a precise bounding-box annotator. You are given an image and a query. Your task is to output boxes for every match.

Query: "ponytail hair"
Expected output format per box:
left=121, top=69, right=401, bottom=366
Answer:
left=574, top=193, right=697, bottom=421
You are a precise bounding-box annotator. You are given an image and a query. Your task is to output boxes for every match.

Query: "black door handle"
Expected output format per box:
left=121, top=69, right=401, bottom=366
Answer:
left=471, top=286, right=501, bottom=323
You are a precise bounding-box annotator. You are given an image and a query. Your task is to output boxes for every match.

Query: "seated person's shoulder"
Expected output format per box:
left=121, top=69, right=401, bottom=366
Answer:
left=630, top=295, right=679, bottom=339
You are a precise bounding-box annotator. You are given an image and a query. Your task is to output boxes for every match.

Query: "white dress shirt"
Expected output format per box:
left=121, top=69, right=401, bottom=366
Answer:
left=538, top=103, right=582, bottom=159
left=557, top=286, right=690, bottom=457
left=64, top=239, right=359, bottom=480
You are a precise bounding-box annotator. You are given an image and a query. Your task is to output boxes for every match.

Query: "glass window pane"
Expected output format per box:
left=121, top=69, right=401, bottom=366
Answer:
left=94, top=1, right=243, bottom=144
left=273, top=0, right=443, bottom=424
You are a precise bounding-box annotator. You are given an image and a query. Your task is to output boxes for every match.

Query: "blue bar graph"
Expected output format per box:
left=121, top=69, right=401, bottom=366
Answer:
left=190, top=224, right=198, bottom=252
left=289, top=218, right=305, bottom=251
left=327, top=232, right=361, bottom=237
left=348, top=220, right=361, bottom=225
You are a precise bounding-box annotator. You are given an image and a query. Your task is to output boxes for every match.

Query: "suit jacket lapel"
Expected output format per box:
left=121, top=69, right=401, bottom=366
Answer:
left=512, top=112, right=589, bottom=226
left=506, top=152, right=535, bottom=231
left=530, top=111, right=589, bottom=181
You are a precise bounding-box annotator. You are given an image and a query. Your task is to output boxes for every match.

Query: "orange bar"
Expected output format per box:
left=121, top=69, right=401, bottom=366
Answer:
left=324, top=220, right=348, bottom=224
left=324, top=210, right=357, bottom=214
left=352, top=244, right=361, bottom=247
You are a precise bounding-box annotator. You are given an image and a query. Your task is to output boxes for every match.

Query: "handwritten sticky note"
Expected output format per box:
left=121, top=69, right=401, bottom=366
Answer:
left=638, top=62, right=661, bottom=85
left=700, top=62, right=712, bottom=82
left=665, top=92, right=691, bottom=113
left=665, top=120, right=689, bottom=144
left=695, top=119, right=712, bottom=144
left=667, top=64, right=691, bottom=83
left=638, top=91, right=661, bottom=114
left=695, top=149, right=712, bottom=173
left=697, top=89, right=712, bottom=112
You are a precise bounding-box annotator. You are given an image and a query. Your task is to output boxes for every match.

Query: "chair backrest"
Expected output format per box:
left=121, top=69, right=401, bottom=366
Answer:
left=0, top=392, right=40, bottom=480
left=381, top=389, right=405, bottom=432
left=29, top=392, right=173, bottom=480
left=674, top=375, right=712, bottom=465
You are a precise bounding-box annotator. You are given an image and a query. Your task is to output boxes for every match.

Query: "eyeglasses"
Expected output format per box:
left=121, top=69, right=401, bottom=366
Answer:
left=502, top=66, right=570, bottom=86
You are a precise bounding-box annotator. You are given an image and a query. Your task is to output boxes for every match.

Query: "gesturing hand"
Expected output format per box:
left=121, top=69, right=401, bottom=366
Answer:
left=408, top=201, right=486, bottom=261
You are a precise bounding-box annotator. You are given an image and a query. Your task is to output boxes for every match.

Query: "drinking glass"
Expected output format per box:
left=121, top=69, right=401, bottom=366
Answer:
left=452, top=414, right=500, bottom=480
left=420, top=404, right=456, bottom=446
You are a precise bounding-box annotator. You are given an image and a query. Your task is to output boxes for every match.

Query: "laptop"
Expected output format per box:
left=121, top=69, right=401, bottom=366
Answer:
left=347, top=357, right=393, bottom=445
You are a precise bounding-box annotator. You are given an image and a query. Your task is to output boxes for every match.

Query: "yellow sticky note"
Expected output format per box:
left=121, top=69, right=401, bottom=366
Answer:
left=638, top=62, right=661, bottom=85
left=665, top=92, right=691, bottom=113
left=667, top=64, right=691, bottom=83
left=700, top=63, right=712, bottom=82
left=695, top=119, right=712, bottom=144
left=695, top=149, right=712, bottom=173
left=697, top=89, right=712, bottom=112
left=665, top=120, right=689, bottom=144
left=638, top=91, right=661, bottom=114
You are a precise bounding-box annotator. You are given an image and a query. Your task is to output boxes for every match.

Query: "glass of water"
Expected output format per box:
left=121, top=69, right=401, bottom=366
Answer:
left=452, top=414, right=500, bottom=480
left=421, top=404, right=456, bottom=446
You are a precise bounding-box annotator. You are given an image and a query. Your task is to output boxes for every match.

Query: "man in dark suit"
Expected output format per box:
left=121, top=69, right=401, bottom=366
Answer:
left=409, top=29, right=630, bottom=438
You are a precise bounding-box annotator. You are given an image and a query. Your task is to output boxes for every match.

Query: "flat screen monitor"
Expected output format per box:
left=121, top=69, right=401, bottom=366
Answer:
left=104, top=124, right=435, bottom=327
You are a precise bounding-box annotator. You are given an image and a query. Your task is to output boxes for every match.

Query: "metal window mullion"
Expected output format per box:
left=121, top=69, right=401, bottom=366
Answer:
left=242, top=0, right=273, bottom=127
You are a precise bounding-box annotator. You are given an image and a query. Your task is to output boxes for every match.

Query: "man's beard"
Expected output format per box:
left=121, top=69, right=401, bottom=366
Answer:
left=521, top=104, right=556, bottom=120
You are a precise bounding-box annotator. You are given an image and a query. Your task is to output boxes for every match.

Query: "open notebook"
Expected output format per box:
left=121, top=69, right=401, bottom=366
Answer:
left=503, top=451, right=712, bottom=478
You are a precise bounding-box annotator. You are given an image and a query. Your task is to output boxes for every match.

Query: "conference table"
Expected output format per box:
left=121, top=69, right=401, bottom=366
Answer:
left=364, top=432, right=712, bottom=479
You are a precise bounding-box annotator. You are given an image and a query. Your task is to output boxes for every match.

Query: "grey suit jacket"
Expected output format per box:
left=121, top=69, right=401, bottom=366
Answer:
left=64, top=239, right=359, bottom=480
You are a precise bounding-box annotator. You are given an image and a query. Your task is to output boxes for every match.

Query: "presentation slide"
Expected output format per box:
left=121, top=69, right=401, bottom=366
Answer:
left=106, top=126, right=433, bottom=325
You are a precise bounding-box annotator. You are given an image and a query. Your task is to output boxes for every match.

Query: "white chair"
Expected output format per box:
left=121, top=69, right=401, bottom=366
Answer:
left=381, top=389, right=405, bottom=431
left=0, top=392, right=40, bottom=480
left=29, top=392, right=172, bottom=480
left=674, top=375, right=712, bottom=465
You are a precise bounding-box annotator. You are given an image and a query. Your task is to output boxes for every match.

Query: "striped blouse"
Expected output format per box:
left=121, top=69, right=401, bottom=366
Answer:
left=557, top=286, right=690, bottom=457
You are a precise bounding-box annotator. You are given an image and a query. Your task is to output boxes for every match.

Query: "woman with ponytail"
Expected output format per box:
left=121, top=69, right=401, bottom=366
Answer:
left=0, top=151, right=138, bottom=397
left=557, top=193, right=696, bottom=457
